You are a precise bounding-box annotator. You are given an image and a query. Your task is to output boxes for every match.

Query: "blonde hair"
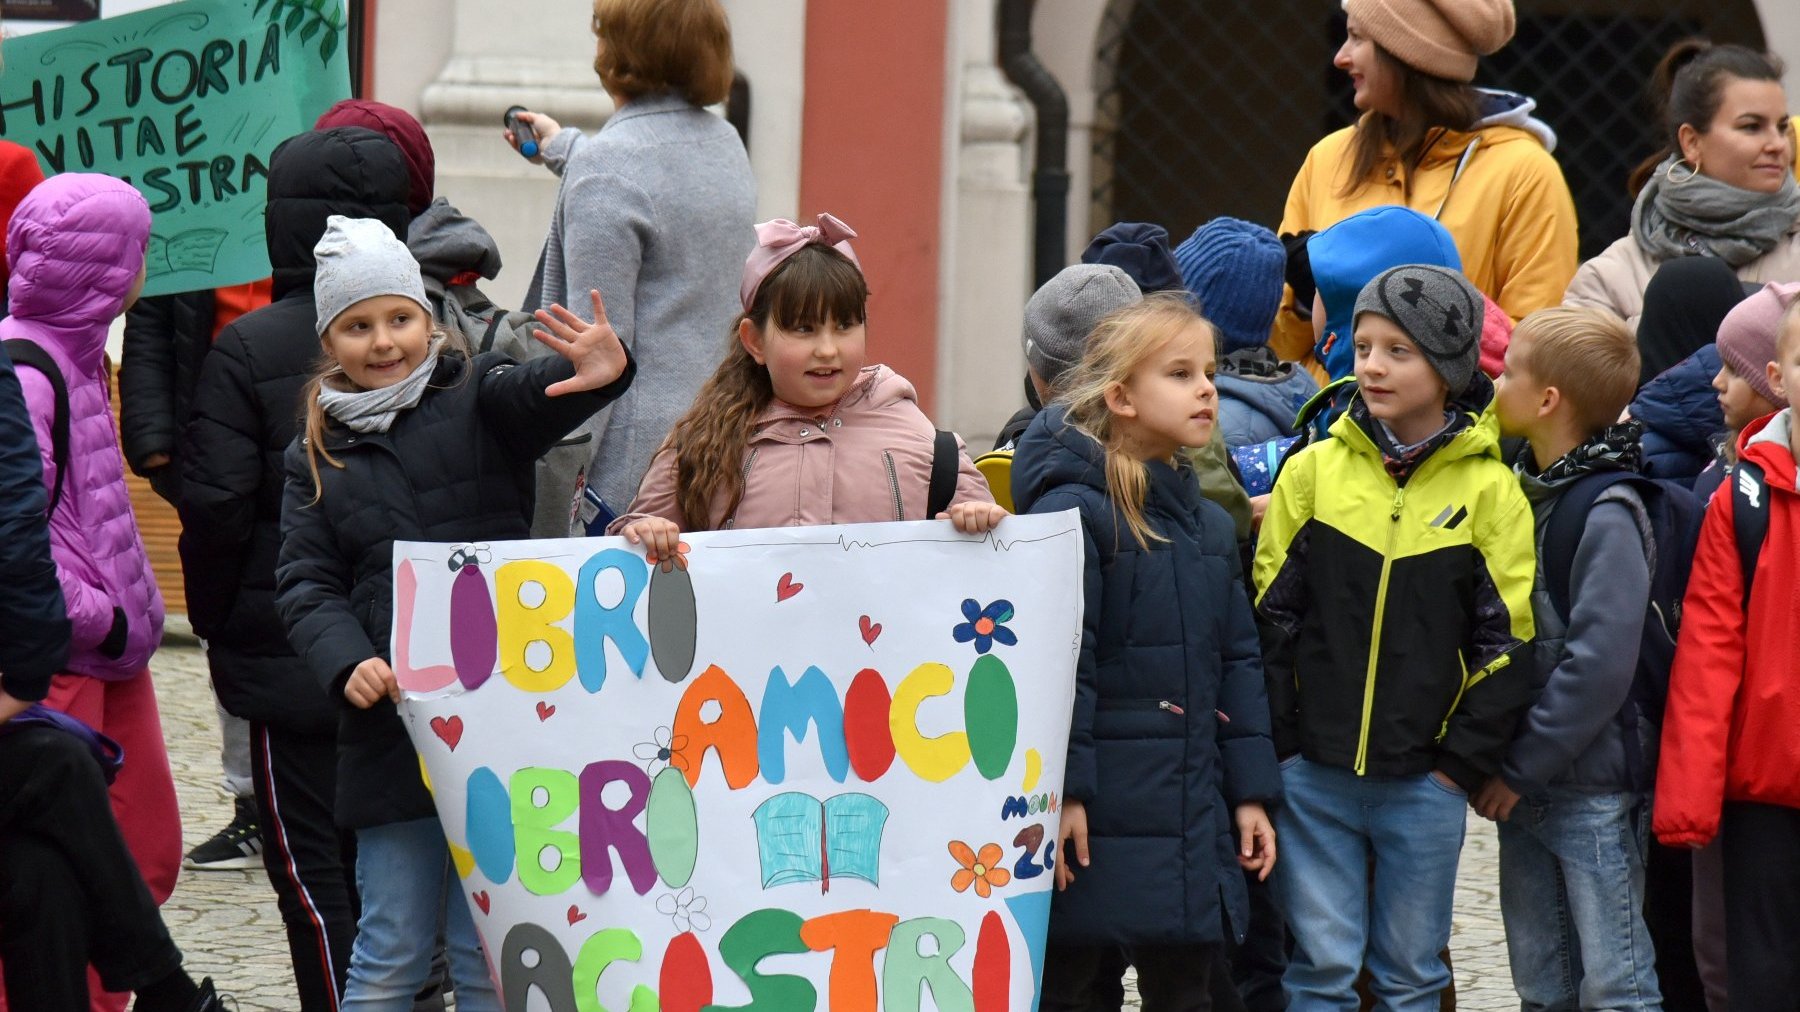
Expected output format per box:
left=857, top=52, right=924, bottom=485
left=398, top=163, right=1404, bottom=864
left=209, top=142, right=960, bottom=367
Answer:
left=592, top=0, right=734, bottom=107
left=1512, top=306, right=1639, bottom=434
left=659, top=244, right=869, bottom=529
left=299, top=324, right=470, bottom=504
left=1055, top=292, right=1213, bottom=550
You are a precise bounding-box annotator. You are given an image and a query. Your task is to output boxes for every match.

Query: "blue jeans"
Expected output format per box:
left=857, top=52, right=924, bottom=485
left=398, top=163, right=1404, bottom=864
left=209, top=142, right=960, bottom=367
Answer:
left=343, top=818, right=499, bottom=1012
left=1498, top=790, right=1662, bottom=1011
left=1271, top=756, right=1466, bottom=1012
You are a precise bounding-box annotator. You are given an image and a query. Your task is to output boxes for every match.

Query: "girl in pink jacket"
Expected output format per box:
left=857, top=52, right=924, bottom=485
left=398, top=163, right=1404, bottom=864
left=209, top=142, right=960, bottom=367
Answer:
left=612, top=213, right=1002, bottom=555
left=0, top=173, right=180, bottom=1012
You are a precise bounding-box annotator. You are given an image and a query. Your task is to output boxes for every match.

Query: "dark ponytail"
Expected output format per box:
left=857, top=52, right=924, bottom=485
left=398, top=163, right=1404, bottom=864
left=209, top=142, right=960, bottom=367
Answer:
left=1627, top=39, right=1786, bottom=197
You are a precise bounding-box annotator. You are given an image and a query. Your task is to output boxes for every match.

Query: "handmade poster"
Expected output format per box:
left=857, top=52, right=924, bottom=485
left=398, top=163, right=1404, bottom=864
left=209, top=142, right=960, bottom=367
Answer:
left=0, top=0, right=350, bottom=295
left=392, top=513, right=1084, bottom=1012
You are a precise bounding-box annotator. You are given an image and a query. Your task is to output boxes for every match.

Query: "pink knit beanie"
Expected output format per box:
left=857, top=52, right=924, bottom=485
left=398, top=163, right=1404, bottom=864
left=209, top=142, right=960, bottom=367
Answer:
left=1342, top=0, right=1515, bottom=82
left=1716, top=281, right=1800, bottom=406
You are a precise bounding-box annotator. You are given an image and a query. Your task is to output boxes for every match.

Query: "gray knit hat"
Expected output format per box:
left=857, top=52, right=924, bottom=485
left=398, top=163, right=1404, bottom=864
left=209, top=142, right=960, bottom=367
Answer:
left=1022, top=264, right=1142, bottom=385
left=312, top=215, right=430, bottom=336
left=1353, top=264, right=1484, bottom=395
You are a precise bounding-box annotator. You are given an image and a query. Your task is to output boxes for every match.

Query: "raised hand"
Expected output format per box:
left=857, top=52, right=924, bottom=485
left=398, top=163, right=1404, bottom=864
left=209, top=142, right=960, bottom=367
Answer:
left=533, top=289, right=630, bottom=398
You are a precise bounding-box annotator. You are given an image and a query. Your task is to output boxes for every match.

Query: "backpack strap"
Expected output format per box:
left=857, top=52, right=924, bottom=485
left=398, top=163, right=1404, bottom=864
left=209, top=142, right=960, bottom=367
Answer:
left=928, top=429, right=959, bottom=519
left=1542, top=470, right=1641, bottom=623
left=3, top=339, right=69, bottom=515
left=1731, top=459, right=1769, bottom=607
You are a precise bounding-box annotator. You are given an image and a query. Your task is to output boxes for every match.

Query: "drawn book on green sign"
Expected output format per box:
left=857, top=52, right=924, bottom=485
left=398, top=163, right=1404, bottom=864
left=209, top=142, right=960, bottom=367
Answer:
left=751, top=791, right=888, bottom=893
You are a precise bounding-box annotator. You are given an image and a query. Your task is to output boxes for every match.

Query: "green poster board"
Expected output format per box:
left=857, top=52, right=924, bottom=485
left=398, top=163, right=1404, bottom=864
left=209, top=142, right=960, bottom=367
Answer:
left=0, top=0, right=351, bottom=295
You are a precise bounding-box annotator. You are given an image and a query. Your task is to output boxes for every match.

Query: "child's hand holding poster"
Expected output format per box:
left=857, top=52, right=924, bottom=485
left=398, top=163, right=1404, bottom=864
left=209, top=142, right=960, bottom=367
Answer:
left=391, top=512, right=1083, bottom=1012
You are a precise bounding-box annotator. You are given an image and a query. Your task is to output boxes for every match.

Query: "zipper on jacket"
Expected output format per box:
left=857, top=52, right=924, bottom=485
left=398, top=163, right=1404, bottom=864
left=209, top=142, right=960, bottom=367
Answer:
left=882, top=450, right=904, bottom=521
left=724, top=449, right=760, bottom=530
left=1159, top=700, right=1186, bottom=716
left=1355, top=486, right=1406, bottom=775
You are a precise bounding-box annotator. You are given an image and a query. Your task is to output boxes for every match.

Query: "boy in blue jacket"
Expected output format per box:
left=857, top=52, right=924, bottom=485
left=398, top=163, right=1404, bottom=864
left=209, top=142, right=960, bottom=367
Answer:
left=1481, top=305, right=1663, bottom=1009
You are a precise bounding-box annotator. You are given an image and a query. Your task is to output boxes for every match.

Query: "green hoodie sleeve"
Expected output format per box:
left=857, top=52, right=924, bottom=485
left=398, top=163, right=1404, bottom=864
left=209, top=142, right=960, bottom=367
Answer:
left=1187, top=436, right=1252, bottom=542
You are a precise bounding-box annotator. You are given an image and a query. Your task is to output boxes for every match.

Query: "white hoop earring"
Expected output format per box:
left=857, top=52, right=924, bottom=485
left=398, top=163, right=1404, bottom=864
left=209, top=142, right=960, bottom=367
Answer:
left=1666, top=157, right=1701, bottom=185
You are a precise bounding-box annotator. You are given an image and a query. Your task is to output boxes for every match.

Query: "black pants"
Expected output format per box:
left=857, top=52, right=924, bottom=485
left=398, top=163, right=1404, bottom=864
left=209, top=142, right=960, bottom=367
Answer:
left=0, top=726, right=183, bottom=1010
left=1043, top=943, right=1220, bottom=1012
left=252, top=722, right=358, bottom=1012
left=1722, top=801, right=1800, bottom=1012
left=1230, top=870, right=1287, bottom=1012
left=1643, top=840, right=1707, bottom=1011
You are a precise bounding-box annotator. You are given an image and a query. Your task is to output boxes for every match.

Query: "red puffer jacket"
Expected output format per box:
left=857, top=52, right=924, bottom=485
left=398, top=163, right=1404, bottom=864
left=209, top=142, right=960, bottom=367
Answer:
left=1654, top=410, right=1800, bottom=847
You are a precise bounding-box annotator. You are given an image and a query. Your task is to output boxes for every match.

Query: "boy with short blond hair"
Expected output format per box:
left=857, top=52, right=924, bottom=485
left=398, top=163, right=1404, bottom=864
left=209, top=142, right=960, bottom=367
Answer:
left=1254, top=264, right=1536, bottom=1008
left=1484, top=304, right=1664, bottom=1009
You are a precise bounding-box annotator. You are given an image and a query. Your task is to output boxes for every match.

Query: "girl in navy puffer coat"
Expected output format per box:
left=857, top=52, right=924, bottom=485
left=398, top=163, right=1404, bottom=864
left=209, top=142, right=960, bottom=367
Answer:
left=1014, top=293, right=1281, bottom=1011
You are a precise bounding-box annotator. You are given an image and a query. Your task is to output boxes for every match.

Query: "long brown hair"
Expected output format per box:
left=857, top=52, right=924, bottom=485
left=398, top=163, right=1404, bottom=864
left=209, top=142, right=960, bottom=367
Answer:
left=1055, top=293, right=1213, bottom=550
left=1340, top=44, right=1483, bottom=200
left=660, top=244, right=869, bottom=529
left=298, top=324, right=469, bottom=505
left=1626, top=39, right=1787, bottom=198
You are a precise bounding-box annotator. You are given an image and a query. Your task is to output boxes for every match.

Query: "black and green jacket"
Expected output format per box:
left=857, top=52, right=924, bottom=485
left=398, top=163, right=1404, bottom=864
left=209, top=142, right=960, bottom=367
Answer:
left=1251, top=388, right=1536, bottom=791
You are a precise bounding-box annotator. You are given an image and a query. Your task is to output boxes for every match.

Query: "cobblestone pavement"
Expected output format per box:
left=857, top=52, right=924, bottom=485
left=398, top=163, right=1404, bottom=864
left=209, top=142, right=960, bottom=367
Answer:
left=152, top=636, right=1515, bottom=1010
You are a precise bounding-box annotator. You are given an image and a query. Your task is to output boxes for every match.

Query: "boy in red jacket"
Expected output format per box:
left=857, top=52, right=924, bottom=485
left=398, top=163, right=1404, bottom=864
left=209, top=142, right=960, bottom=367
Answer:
left=1655, top=288, right=1800, bottom=1010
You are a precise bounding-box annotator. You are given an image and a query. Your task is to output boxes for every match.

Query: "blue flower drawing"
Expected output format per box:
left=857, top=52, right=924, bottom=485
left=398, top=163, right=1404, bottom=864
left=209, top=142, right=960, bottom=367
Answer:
left=953, top=598, right=1017, bottom=654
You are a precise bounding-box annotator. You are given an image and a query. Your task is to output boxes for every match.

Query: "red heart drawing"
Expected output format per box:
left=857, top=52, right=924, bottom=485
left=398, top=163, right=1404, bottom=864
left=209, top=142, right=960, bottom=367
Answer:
left=567, top=904, right=588, bottom=925
left=536, top=701, right=556, bottom=721
left=430, top=715, right=464, bottom=751
left=472, top=891, right=490, bottom=914
left=859, top=615, right=882, bottom=645
left=776, top=572, right=804, bottom=602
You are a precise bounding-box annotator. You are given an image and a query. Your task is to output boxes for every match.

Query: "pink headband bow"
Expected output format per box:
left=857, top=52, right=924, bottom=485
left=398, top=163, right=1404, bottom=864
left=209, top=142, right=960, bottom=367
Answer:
left=740, top=212, right=861, bottom=311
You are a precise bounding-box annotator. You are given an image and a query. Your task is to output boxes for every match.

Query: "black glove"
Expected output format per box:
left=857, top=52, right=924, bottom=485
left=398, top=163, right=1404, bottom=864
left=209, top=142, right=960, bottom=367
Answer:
left=98, top=607, right=128, bottom=659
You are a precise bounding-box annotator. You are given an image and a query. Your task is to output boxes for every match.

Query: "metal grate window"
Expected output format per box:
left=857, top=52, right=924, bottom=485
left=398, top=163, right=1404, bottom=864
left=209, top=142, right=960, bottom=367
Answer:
left=1090, top=0, right=1768, bottom=259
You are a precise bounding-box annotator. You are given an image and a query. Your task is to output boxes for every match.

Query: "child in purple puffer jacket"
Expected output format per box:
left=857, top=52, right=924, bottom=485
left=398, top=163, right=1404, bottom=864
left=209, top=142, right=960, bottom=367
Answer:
left=0, top=173, right=179, bottom=1012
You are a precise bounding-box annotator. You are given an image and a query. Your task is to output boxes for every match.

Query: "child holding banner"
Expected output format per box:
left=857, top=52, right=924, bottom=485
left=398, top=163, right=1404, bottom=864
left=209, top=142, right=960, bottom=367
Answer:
left=1011, top=293, right=1282, bottom=1012
left=274, top=216, right=635, bottom=1011
left=611, top=212, right=1004, bottom=550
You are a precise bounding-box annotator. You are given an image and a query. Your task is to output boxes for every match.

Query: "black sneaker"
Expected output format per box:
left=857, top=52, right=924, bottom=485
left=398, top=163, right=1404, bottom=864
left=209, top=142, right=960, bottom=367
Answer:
left=183, top=797, right=262, bottom=871
left=189, top=977, right=236, bottom=1011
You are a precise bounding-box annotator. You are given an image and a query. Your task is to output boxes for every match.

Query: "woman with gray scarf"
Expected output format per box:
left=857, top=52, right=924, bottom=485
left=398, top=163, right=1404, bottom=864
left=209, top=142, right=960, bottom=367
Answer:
left=1565, top=42, right=1800, bottom=332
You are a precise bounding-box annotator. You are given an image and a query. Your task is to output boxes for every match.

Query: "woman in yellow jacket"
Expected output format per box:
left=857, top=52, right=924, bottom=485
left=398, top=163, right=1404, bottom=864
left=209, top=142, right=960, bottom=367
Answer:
left=1273, top=0, right=1578, bottom=383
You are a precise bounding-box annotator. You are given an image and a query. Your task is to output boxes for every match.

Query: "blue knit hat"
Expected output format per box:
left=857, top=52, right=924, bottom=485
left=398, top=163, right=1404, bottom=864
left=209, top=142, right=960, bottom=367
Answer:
left=1307, top=207, right=1463, bottom=380
left=1173, top=217, right=1287, bottom=353
left=1080, top=221, right=1184, bottom=294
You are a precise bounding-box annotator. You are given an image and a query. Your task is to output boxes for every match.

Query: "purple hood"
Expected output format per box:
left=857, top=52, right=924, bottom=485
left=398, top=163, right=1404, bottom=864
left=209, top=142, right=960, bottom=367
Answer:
left=1, top=174, right=160, bottom=679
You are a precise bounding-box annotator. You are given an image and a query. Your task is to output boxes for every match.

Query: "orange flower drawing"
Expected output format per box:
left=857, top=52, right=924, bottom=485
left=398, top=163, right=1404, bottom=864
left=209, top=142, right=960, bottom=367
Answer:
left=948, top=841, right=1012, bottom=898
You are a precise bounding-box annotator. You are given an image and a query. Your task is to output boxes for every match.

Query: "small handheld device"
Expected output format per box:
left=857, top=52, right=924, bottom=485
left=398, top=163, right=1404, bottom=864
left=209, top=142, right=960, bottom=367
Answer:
left=504, top=105, right=539, bottom=158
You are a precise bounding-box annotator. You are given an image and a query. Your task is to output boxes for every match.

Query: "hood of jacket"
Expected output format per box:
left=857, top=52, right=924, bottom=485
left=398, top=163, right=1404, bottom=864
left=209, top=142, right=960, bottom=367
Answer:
left=4, top=173, right=150, bottom=370
left=408, top=197, right=502, bottom=283
left=1011, top=404, right=1205, bottom=519
left=1472, top=89, right=1558, bottom=153
left=1216, top=348, right=1319, bottom=439
left=1308, top=206, right=1463, bottom=379
left=1742, top=408, right=1800, bottom=488
left=1632, top=345, right=1725, bottom=457
left=264, top=126, right=412, bottom=300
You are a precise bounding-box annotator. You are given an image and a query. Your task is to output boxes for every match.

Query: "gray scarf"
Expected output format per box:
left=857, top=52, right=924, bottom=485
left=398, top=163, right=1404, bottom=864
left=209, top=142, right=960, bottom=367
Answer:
left=1632, top=155, right=1800, bottom=268
left=318, top=340, right=444, bottom=433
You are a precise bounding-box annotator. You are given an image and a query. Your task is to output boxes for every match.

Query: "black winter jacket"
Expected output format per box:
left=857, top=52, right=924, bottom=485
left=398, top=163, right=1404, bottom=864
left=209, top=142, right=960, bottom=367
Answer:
left=120, top=291, right=215, bottom=500
left=276, top=350, right=633, bottom=829
left=0, top=348, right=70, bottom=700
left=1014, top=407, right=1280, bottom=947
left=177, top=126, right=413, bottom=731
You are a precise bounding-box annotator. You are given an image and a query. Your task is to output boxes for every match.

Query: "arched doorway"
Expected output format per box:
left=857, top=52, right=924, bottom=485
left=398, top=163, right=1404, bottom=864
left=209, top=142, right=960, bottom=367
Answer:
left=1090, top=0, right=1768, bottom=258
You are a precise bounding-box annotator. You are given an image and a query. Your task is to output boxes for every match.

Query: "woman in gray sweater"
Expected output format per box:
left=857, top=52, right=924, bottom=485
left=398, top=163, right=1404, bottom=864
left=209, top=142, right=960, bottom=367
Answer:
left=513, top=0, right=756, bottom=523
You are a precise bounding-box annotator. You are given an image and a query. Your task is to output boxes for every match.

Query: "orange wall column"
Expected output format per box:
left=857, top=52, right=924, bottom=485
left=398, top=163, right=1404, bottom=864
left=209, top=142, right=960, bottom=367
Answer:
left=798, top=0, right=949, bottom=412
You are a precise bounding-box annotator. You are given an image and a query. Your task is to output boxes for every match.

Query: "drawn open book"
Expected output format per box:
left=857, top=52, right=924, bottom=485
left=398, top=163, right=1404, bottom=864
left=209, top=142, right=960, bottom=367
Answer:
left=751, top=792, right=888, bottom=893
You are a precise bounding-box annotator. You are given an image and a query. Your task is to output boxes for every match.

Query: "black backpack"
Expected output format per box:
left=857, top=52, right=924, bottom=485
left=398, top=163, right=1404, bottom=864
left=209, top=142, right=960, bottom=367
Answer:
left=1728, top=460, right=1771, bottom=607
left=2, top=339, right=70, bottom=514
left=1541, top=471, right=1704, bottom=792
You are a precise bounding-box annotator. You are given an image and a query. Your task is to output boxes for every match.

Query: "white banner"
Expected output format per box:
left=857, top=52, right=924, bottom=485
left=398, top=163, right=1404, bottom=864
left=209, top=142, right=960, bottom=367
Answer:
left=392, top=512, right=1083, bottom=1012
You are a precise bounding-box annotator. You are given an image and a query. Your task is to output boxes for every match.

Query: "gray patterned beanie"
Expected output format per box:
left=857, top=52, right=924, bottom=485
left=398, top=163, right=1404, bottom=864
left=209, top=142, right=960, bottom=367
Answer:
left=1353, top=264, right=1484, bottom=395
left=313, top=215, right=430, bottom=336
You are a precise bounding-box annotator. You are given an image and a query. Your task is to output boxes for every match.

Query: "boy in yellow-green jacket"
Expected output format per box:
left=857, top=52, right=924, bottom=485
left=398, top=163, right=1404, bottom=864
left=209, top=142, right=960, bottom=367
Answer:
left=1253, top=264, right=1536, bottom=1011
